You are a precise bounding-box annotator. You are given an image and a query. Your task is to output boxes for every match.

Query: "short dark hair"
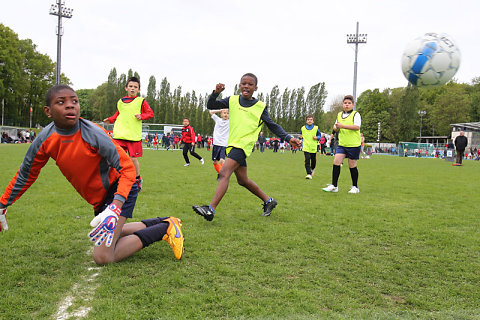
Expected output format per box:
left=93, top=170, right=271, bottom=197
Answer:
left=126, top=77, right=141, bottom=89
left=241, top=73, right=258, bottom=86
left=45, top=84, right=76, bottom=106
left=343, top=95, right=354, bottom=103
left=306, top=114, right=314, bottom=120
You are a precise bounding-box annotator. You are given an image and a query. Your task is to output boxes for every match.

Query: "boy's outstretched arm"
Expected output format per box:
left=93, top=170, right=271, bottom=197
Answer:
left=214, top=83, right=225, bottom=94
left=288, top=137, right=302, bottom=148
left=0, top=136, right=51, bottom=231
left=209, top=109, right=221, bottom=115
left=103, top=110, right=119, bottom=123
left=207, top=83, right=229, bottom=110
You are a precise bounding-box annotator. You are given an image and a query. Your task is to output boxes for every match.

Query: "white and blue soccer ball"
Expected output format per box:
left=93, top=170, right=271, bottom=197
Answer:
left=401, top=33, right=461, bottom=87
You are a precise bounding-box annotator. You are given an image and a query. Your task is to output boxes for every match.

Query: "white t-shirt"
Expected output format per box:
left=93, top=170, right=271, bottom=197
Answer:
left=212, top=114, right=229, bottom=147
left=335, top=111, right=362, bottom=127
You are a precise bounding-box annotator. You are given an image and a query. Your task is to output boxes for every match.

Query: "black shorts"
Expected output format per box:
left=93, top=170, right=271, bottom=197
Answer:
left=94, top=180, right=139, bottom=219
left=227, top=147, right=247, bottom=167
left=336, top=145, right=361, bottom=160
left=212, top=145, right=227, bottom=162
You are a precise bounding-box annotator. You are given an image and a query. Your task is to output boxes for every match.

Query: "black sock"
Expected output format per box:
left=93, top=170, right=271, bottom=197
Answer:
left=134, top=222, right=169, bottom=248
left=332, top=165, right=341, bottom=187
left=141, top=217, right=169, bottom=227
left=349, top=167, right=358, bottom=187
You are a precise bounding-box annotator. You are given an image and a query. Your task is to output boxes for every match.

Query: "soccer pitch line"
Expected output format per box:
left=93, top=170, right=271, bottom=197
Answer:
left=52, top=249, right=101, bottom=320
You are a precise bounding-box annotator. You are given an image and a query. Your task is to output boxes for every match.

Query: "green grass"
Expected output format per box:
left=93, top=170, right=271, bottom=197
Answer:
left=1, top=144, right=479, bottom=319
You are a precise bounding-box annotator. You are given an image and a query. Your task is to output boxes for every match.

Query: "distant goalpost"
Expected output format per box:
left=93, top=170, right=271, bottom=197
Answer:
left=141, top=123, right=183, bottom=138
left=398, top=142, right=435, bottom=157
left=99, top=123, right=183, bottom=138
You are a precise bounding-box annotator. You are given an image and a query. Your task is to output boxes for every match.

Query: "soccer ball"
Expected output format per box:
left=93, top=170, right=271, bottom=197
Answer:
left=401, top=33, right=461, bottom=87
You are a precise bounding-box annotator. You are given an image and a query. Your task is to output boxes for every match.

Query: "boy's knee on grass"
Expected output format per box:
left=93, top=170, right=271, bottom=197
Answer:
left=93, top=251, right=115, bottom=266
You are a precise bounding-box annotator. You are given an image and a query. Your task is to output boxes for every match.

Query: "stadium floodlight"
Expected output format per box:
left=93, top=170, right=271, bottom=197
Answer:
left=346, top=22, right=367, bottom=106
left=418, top=110, right=426, bottom=142
left=49, top=0, right=73, bottom=85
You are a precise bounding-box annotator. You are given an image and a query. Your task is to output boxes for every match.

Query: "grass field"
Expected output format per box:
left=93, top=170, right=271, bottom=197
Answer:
left=0, top=144, right=479, bottom=319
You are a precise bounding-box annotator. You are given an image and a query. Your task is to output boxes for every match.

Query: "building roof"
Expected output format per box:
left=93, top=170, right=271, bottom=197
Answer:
left=450, top=122, right=480, bottom=131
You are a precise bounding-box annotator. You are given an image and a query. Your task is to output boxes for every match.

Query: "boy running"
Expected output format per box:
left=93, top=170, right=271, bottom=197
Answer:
left=153, top=132, right=159, bottom=150
left=209, top=109, right=229, bottom=179
left=299, top=114, right=322, bottom=179
left=192, top=73, right=301, bottom=221
left=0, top=85, right=184, bottom=264
left=322, top=95, right=362, bottom=193
left=181, top=118, right=204, bottom=166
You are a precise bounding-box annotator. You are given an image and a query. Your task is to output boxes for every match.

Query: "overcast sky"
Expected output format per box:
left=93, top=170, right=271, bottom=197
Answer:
left=2, top=0, right=479, bottom=108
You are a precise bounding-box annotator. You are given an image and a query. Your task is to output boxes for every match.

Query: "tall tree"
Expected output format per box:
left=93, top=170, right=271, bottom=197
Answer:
left=295, top=87, right=306, bottom=130
left=397, top=85, right=420, bottom=141
left=467, top=77, right=480, bottom=122
left=280, top=88, right=291, bottom=130
left=158, top=77, right=171, bottom=123
left=356, top=89, right=390, bottom=142
left=106, top=68, right=118, bottom=118
left=269, top=85, right=280, bottom=122
left=305, top=82, right=327, bottom=129
left=146, top=75, right=158, bottom=123
left=428, top=83, right=471, bottom=136
left=77, top=89, right=95, bottom=120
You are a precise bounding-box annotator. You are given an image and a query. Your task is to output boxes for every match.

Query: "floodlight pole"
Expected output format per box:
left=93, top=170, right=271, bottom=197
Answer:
left=0, top=62, right=5, bottom=126
left=418, top=110, right=426, bottom=142
left=346, top=22, right=367, bottom=106
left=50, top=0, right=73, bottom=85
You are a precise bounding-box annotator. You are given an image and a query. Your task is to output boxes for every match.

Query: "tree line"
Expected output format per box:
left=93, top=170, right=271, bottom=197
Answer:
left=0, top=24, right=69, bottom=127
left=355, top=80, right=480, bottom=142
left=1, top=22, right=479, bottom=142
left=78, top=67, right=328, bottom=137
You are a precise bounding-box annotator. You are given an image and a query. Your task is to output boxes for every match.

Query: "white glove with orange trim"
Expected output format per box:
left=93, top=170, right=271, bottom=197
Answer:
left=0, top=207, right=8, bottom=231
left=88, top=204, right=121, bottom=247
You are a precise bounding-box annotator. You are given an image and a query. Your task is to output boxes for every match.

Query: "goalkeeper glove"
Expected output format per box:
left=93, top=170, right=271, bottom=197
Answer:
left=88, top=204, right=121, bottom=247
left=0, top=207, right=8, bottom=232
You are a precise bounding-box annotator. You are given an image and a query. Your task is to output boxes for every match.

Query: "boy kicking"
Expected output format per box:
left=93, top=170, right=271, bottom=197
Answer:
left=193, top=73, right=301, bottom=221
left=0, top=85, right=184, bottom=264
left=322, top=95, right=362, bottom=194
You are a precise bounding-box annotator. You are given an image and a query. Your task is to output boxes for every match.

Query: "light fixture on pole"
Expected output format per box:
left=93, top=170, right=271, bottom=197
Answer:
left=418, top=110, right=426, bottom=142
left=49, top=0, right=73, bottom=85
left=346, top=22, right=367, bottom=106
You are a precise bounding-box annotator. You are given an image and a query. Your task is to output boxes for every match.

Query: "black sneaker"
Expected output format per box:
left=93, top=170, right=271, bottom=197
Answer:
left=192, top=205, right=215, bottom=221
left=262, top=199, right=277, bottom=216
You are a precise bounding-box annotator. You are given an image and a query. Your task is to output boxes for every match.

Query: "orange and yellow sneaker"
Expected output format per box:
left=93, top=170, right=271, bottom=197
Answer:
left=162, top=217, right=184, bottom=260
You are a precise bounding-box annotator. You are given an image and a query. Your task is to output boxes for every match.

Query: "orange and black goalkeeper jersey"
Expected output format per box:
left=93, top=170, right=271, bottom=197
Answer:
left=0, top=118, right=136, bottom=211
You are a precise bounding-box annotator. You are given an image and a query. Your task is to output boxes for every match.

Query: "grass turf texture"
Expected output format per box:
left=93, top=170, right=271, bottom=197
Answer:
left=0, top=144, right=479, bottom=319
